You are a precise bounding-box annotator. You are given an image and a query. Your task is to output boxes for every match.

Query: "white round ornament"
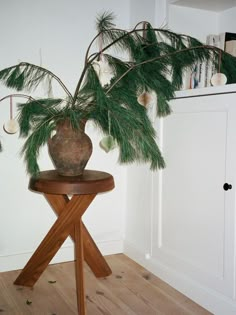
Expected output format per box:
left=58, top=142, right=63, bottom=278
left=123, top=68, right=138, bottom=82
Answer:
left=211, top=73, right=227, bottom=86
left=3, top=119, right=19, bottom=134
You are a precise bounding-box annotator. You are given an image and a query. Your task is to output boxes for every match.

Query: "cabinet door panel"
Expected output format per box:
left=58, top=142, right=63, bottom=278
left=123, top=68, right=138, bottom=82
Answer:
left=152, top=94, right=236, bottom=297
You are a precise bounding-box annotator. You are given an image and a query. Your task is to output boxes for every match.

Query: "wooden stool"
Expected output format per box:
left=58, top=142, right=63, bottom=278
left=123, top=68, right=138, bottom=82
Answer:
left=14, top=170, right=115, bottom=314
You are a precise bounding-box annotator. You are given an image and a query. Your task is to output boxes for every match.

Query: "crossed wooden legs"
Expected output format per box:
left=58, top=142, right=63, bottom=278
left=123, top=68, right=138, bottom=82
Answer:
left=14, top=193, right=112, bottom=314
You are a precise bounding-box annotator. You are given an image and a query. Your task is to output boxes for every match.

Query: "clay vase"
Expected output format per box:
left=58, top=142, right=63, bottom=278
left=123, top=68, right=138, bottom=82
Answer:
left=48, top=119, right=92, bottom=176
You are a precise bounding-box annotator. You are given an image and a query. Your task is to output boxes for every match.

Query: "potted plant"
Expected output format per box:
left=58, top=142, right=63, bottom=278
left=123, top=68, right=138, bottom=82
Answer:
left=0, top=12, right=236, bottom=176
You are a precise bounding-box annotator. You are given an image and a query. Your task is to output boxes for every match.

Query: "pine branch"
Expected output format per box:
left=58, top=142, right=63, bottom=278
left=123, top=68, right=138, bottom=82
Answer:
left=21, top=120, right=55, bottom=175
left=105, top=45, right=221, bottom=94
left=75, top=24, right=218, bottom=100
left=0, top=62, right=73, bottom=99
left=0, top=94, right=35, bottom=103
left=80, top=68, right=165, bottom=170
left=18, top=98, right=63, bottom=136
left=96, top=11, right=116, bottom=31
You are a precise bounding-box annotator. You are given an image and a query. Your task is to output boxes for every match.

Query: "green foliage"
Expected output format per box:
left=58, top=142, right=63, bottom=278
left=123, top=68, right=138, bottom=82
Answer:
left=217, top=51, right=236, bottom=83
left=1, top=11, right=236, bottom=175
left=0, top=63, right=51, bottom=92
left=0, top=62, right=72, bottom=97
left=96, top=11, right=115, bottom=32
left=18, top=98, right=63, bottom=136
left=79, top=66, right=165, bottom=169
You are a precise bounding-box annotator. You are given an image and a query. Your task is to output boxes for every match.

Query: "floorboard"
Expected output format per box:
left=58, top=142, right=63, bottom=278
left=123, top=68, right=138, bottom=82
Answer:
left=0, top=254, right=212, bottom=314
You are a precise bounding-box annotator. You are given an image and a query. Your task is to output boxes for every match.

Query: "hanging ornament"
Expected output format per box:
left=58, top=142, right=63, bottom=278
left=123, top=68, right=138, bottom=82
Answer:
left=92, top=30, right=114, bottom=87
left=142, top=22, right=148, bottom=40
left=3, top=96, right=19, bottom=134
left=99, top=111, right=117, bottom=153
left=137, top=91, right=153, bottom=107
left=92, top=59, right=114, bottom=87
left=211, top=73, right=227, bottom=86
left=211, top=49, right=227, bottom=86
left=99, top=135, right=117, bottom=153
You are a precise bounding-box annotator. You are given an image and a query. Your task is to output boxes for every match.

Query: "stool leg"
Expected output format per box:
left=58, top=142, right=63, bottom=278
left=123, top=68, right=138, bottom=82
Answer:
left=75, top=220, right=86, bottom=315
left=45, top=193, right=112, bottom=278
left=14, top=194, right=95, bottom=287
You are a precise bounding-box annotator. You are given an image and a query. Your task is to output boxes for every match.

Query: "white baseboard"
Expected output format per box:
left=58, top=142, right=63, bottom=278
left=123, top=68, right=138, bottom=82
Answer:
left=124, top=240, right=236, bottom=315
left=0, top=239, right=123, bottom=272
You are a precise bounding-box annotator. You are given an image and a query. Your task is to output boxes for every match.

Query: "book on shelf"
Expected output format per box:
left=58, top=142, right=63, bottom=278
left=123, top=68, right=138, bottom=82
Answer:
left=196, top=62, right=206, bottom=88
left=182, top=69, right=191, bottom=90
left=181, top=35, right=218, bottom=90
left=205, top=34, right=220, bottom=87
left=220, top=32, right=236, bottom=56
left=206, top=34, right=221, bottom=48
left=181, top=62, right=205, bottom=90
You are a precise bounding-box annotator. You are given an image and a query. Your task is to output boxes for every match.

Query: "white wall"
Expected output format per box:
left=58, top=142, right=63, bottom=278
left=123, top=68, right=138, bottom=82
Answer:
left=130, top=0, right=168, bottom=28
left=0, top=0, right=130, bottom=272
left=125, top=0, right=162, bottom=266
left=130, top=0, right=156, bottom=25
left=168, top=4, right=236, bottom=42
left=155, top=0, right=168, bottom=27
left=168, top=5, right=219, bottom=42
left=218, top=7, right=236, bottom=33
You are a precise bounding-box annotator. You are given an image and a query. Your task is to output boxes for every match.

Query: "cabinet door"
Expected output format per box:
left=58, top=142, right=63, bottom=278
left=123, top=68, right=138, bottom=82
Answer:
left=152, top=93, right=236, bottom=298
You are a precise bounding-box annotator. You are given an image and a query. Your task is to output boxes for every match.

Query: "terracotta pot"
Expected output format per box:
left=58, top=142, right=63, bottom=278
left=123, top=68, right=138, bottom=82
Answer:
left=48, top=119, right=92, bottom=176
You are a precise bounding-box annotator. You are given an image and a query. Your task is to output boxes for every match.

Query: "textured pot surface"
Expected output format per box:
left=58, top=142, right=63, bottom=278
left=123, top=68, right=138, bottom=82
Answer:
left=48, top=120, right=92, bottom=176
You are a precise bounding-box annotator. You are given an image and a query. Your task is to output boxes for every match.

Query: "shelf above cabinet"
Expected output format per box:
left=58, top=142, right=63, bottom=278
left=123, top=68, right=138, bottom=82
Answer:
left=174, top=83, right=236, bottom=99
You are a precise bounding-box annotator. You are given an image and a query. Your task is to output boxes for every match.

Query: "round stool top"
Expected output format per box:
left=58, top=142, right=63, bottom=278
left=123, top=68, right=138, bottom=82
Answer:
left=29, top=170, right=115, bottom=195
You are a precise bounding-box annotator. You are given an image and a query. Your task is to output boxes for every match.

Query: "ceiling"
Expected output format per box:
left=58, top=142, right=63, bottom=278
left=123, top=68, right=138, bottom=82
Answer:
left=170, top=0, right=236, bottom=12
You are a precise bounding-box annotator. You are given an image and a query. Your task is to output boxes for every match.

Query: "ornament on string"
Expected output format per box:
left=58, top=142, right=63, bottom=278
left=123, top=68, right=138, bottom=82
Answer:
left=3, top=96, right=19, bottom=134
left=99, top=111, right=117, bottom=153
left=99, top=135, right=117, bottom=153
left=211, top=73, right=227, bottom=86
left=92, top=58, right=114, bottom=87
left=211, top=49, right=227, bottom=86
left=137, top=91, right=154, bottom=107
left=92, top=28, right=114, bottom=87
left=142, top=21, right=148, bottom=40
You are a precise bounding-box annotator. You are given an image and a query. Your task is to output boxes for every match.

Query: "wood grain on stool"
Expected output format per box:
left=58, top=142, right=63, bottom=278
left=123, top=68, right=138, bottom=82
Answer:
left=75, top=220, right=86, bottom=315
left=44, top=193, right=112, bottom=277
left=14, top=194, right=96, bottom=287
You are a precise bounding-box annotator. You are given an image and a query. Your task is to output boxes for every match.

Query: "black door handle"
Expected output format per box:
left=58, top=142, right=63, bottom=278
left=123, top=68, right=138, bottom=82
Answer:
left=223, top=183, right=232, bottom=191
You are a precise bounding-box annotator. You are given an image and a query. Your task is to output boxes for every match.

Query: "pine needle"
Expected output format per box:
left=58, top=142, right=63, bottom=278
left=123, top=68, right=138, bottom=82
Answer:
left=96, top=11, right=116, bottom=32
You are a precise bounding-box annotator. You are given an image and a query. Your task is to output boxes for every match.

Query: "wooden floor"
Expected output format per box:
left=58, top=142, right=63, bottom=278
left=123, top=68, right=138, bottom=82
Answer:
left=0, top=254, right=212, bottom=315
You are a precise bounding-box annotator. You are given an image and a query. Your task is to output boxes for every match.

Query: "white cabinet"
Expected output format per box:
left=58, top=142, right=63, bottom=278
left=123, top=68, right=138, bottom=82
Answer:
left=124, top=86, right=236, bottom=315
left=153, top=91, right=236, bottom=294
